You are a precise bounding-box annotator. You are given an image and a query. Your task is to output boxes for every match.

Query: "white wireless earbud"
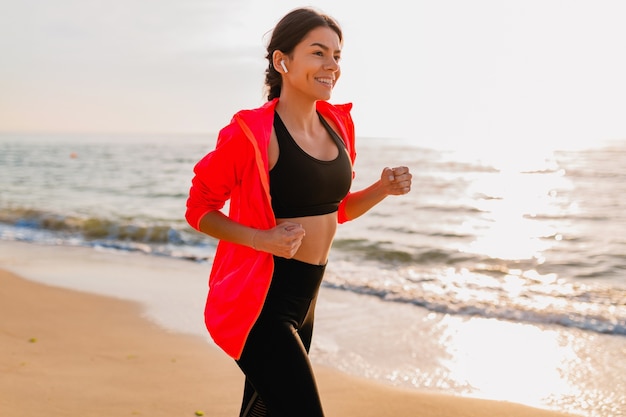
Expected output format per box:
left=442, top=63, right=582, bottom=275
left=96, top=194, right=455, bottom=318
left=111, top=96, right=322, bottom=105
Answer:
left=280, top=60, right=288, bottom=73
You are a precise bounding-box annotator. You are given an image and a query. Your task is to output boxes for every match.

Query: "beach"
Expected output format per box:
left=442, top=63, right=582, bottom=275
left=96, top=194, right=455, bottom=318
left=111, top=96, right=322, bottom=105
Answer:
left=2, top=1, right=626, bottom=415
left=0, top=241, right=583, bottom=417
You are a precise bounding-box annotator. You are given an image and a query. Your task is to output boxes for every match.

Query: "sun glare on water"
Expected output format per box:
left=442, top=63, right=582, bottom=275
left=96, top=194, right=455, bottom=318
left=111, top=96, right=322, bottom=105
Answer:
left=438, top=316, right=579, bottom=409
left=450, top=145, right=578, bottom=264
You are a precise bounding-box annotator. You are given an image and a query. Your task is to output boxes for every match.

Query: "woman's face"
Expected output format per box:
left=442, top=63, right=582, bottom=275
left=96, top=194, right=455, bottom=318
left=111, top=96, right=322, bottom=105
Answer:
left=284, top=26, right=342, bottom=101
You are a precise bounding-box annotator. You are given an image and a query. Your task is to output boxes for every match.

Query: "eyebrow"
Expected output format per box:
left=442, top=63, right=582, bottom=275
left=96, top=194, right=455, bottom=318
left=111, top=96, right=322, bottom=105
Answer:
left=309, top=42, right=341, bottom=54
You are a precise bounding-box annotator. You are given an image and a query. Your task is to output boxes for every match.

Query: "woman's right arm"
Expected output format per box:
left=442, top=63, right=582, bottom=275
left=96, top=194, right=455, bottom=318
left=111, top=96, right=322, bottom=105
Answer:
left=198, top=211, right=305, bottom=258
left=186, top=126, right=304, bottom=257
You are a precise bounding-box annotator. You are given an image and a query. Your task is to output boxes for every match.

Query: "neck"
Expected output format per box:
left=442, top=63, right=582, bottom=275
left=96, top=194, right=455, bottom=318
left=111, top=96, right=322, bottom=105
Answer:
left=275, top=94, right=319, bottom=134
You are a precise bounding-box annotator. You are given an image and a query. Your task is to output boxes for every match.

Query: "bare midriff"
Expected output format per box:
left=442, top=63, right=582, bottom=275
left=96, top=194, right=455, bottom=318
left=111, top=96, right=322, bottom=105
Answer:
left=276, top=212, right=337, bottom=266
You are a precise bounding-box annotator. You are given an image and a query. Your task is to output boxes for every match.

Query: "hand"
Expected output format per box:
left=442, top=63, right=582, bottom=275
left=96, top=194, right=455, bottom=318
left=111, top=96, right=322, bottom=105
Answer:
left=254, top=222, right=305, bottom=258
left=380, top=166, right=412, bottom=196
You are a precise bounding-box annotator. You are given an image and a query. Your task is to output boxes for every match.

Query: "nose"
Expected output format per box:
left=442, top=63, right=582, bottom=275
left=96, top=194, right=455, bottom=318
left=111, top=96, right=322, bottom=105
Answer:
left=324, top=57, right=340, bottom=72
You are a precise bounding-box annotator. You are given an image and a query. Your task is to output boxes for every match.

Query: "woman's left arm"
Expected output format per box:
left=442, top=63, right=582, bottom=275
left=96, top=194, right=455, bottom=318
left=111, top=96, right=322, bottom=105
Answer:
left=341, top=166, right=412, bottom=221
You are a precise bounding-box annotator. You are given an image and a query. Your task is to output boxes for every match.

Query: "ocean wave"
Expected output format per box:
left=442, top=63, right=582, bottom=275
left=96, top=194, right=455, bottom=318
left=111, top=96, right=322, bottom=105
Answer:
left=323, top=267, right=626, bottom=337
left=331, top=238, right=473, bottom=265
left=0, top=207, right=205, bottom=247
left=415, top=204, right=485, bottom=214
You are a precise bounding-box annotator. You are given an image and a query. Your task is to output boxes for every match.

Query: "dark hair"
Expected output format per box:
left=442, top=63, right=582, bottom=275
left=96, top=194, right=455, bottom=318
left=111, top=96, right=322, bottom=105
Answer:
left=264, top=7, right=343, bottom=101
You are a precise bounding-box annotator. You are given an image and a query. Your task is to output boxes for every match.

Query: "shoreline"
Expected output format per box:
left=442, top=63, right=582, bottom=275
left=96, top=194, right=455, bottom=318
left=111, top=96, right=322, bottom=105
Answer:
left=0, top=240, right=583, bottom=416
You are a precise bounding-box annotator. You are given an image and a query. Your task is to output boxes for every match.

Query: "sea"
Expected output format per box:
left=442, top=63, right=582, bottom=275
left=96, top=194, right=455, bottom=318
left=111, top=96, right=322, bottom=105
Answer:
left=1, top=132, right=625, bottom=417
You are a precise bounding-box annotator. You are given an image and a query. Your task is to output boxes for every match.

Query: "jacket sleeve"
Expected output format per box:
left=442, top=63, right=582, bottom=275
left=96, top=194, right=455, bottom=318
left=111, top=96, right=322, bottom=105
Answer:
left=185, top=124, right=249, bottom=231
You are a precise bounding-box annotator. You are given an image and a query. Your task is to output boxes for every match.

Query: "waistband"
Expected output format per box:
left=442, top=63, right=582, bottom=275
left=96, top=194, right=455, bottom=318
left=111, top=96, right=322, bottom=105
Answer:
left=270, top=256, right=327, bottom=299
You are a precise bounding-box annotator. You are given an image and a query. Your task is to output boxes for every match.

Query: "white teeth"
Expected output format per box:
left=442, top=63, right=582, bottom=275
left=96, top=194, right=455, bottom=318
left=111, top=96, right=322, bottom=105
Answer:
left=317, top=78, right=333, bottom=85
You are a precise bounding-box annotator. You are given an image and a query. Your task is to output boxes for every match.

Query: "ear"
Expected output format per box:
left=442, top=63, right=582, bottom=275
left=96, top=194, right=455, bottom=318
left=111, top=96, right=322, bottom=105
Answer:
left=272, top=51, right=288, bottom=74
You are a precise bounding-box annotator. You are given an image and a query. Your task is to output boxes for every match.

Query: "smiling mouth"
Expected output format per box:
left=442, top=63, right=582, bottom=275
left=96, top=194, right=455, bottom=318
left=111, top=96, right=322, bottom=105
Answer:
left=316, top=77, right=334, bottom=86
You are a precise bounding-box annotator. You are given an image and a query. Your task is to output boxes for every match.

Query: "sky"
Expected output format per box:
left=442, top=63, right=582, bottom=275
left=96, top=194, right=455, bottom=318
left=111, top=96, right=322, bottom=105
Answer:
left=1, top=0, right=625, bottom=151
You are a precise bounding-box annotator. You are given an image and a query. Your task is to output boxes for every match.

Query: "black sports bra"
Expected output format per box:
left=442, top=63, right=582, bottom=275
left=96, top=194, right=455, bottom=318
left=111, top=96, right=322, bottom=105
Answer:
left=270, top=112, right=352, bottom=218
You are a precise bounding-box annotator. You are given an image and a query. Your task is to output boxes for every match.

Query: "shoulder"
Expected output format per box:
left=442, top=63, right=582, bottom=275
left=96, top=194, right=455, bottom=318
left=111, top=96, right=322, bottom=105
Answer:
left=216, top=99, right=277, bottom=147
left=230, top=99, right=277, bottom=131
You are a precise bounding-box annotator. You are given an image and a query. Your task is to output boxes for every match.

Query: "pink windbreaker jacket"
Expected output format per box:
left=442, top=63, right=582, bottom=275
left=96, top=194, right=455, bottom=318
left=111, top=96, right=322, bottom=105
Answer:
left=185, top=98, right=357, bottom=359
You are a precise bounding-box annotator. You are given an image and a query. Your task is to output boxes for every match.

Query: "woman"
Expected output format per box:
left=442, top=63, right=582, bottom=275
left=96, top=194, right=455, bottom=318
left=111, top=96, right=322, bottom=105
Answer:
left=186, top=7, right=412, bottom=417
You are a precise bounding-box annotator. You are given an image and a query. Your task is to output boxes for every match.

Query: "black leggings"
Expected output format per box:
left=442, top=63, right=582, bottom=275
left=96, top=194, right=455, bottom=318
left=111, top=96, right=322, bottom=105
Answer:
left=236, top=256, right=326, bottom=417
